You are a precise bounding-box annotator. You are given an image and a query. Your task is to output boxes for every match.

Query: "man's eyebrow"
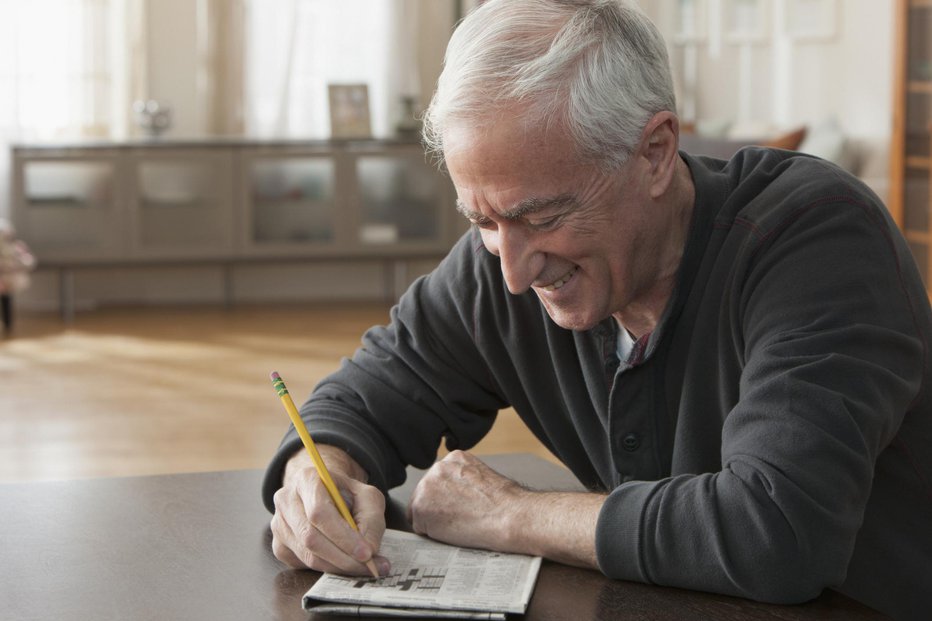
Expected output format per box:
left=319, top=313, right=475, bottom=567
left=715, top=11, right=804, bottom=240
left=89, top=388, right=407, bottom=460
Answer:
left=456, top=194, right=576, bottom=222
left=455, top=200, right=487, bottom=222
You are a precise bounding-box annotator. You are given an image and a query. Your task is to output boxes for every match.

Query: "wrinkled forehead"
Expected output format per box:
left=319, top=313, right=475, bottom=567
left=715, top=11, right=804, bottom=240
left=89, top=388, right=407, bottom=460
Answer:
left=441, top=114, right=584, bottom=175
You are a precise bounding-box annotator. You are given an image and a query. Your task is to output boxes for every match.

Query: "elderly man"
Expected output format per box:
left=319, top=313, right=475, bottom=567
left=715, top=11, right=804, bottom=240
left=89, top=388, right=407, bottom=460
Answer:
left=262, top=2, right=931, bottom=619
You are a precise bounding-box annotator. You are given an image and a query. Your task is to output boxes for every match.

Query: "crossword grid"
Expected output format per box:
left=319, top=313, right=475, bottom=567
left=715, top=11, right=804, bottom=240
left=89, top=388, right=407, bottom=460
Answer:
left=339, top=567, right=447, bottom=592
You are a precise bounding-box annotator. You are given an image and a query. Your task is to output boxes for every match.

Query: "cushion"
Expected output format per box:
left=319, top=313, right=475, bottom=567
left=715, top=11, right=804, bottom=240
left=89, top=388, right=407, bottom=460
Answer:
left=763, top=126, right=807, bottom=151
left=798, top=118, right=852, bottom=170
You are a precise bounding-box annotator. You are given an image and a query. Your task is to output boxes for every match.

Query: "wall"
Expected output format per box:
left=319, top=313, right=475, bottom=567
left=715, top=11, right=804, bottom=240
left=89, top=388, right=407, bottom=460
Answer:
left=142, top=0, right=206, bottom=137
left=135, top=0, right=455, bottom=139
left=639, top=1, right=894, bottom=199
left=418, top=0, right=457, bottom=113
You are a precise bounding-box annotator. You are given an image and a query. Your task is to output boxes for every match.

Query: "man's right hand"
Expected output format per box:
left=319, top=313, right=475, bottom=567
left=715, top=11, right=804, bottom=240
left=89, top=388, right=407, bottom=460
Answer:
left=270, top=445, right=390, bottom=576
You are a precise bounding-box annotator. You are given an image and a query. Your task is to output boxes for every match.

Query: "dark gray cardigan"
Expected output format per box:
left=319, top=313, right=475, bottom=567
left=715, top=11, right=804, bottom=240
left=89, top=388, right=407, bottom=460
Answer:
left=263, top=149, right=932, bottom=621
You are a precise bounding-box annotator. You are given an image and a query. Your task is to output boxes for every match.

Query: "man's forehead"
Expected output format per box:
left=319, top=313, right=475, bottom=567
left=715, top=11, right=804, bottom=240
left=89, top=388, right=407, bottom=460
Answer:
left=442, top=114, right=577, bottom=164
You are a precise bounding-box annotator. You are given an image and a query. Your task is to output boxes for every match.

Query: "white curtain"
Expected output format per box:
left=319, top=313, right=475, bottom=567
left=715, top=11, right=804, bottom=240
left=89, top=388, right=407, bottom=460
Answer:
left=243, top=0, right=422, bottom=139
left=0, top=0, right=138, bottom=219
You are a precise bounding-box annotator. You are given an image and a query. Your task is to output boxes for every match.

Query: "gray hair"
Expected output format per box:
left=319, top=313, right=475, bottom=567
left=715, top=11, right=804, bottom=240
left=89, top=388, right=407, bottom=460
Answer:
left=422, top=0, right=676, bottom=171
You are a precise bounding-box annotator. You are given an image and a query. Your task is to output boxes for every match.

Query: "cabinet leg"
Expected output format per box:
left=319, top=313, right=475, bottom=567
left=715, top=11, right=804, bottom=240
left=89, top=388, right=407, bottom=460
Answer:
left=222, top=263, right=234, bottom=309
left=1, top=293, right=12, bottom=332
left=60, top=268, right=75, bottom=323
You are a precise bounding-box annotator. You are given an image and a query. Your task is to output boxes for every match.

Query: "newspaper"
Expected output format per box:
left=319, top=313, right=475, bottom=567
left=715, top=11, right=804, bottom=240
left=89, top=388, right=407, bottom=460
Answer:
left=303, top=529, right=542, bottom=620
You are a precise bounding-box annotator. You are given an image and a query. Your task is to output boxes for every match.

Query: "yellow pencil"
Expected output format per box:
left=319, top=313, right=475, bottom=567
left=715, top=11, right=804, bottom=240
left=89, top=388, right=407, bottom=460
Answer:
left=270, top=371, right=380, bottom=578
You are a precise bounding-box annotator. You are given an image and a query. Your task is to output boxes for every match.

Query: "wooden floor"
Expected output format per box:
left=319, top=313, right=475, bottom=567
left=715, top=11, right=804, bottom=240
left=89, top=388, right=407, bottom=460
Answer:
left=0, top=303, right=556, bottom=484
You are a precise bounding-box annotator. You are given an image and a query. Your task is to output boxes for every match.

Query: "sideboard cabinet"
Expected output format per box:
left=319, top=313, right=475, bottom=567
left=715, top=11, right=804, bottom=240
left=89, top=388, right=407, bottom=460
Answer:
left=10, top=138, right=462, bottom=316
left=236, top=141, right=453, bottom=258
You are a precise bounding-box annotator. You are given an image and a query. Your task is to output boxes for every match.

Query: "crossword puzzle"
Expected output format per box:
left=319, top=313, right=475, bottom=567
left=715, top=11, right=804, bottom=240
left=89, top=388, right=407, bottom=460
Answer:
left=336, top=567, right=447, bottom=592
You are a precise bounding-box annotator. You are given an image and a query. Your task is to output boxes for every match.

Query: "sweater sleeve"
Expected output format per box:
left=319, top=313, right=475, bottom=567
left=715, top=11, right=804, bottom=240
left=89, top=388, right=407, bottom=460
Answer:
left=262, top=231, right=509, bottom=511
left=595, top=184, right=925, bottom=602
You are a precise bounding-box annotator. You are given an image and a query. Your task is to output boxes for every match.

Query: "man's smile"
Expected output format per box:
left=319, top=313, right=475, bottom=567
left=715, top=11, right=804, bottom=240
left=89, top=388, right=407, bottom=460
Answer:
left=537, top=266, right=579, bottom=292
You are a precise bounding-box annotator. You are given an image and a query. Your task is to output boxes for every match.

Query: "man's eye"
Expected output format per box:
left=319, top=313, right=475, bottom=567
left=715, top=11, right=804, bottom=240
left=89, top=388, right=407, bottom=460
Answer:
left=528, top=215, right=561, bottom=230
left=471, top=218, right=496, bottom=230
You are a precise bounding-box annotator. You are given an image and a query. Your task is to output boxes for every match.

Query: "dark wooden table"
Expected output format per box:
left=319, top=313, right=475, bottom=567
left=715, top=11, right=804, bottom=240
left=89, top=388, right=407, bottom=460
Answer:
left=0, top=454, right=887, bottom=620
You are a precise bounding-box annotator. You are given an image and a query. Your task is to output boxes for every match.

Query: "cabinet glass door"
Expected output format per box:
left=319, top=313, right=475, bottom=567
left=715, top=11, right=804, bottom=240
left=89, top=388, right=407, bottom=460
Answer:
left=18, top=157, right=122, bottom=260
left=355, top=155, right=442, bottom=247
left=249, top=157, right=336, bottom=247
left=133, top=152, right=233, bottom=257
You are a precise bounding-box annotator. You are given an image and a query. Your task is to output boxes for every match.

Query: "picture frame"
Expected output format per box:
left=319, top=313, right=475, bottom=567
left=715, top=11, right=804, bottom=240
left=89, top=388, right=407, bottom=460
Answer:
left=328, top=84, right=372, bottom=139
left=673, top=0, right=707, bottom=45
left=723, top=0, right=769, bottom=44
left=783, top=0, right=838, bottom=42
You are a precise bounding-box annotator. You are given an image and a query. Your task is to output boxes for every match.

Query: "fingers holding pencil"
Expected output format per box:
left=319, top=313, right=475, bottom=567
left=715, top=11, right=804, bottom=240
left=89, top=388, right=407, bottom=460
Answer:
left=269, top=372, right=388, bottom=578
left=272, top=460, right=389, bottom=576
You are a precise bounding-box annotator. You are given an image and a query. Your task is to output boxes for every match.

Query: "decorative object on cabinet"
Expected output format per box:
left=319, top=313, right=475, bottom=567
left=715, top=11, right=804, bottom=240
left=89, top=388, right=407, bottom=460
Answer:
left=133, top=100, right=173, bottom=138
left=0, top=218, right=36, bottom=333
left=395, top=95, right=422, bottom=138
left=328, top=84, right=372, bottom=139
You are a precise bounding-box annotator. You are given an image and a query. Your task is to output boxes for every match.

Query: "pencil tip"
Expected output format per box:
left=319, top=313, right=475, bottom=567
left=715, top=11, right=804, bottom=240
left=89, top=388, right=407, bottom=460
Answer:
left=270, top=371, right=280, bottom=381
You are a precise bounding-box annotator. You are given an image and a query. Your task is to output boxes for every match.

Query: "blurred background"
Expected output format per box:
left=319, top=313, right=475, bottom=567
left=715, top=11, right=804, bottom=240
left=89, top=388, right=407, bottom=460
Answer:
left=0, top=0, right=921, bottom=484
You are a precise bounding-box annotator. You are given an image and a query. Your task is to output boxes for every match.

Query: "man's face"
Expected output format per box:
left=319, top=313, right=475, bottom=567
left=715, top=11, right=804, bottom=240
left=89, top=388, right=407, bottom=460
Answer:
left=444, top=118, right=663, bottom=331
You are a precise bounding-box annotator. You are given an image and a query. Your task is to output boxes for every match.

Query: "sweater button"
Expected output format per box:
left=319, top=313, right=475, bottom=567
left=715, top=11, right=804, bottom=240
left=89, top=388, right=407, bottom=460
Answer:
left=622, top=432, right=641, bottom=452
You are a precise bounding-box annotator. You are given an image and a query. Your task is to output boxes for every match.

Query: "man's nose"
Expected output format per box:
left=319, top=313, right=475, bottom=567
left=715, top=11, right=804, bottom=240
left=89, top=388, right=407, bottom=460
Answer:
left=485, top=224, right=539, bottom=294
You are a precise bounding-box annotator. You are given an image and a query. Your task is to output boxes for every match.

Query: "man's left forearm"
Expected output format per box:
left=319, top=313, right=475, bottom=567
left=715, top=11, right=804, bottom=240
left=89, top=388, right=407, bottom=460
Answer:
left=408, top=451, right=605, bottom=569
left=507, top=486, right=605, bottom=568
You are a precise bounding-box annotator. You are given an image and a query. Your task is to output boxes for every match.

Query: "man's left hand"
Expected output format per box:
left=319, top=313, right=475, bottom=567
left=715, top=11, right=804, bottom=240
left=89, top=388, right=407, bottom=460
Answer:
left=408, top=450, right=606, bottom=570
left=408, top=450, right=525, bottom=551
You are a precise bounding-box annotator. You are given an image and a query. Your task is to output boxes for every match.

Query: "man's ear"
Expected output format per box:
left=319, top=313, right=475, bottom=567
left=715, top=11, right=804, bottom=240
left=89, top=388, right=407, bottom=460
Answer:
left=637, top=111, right=680, bottom=199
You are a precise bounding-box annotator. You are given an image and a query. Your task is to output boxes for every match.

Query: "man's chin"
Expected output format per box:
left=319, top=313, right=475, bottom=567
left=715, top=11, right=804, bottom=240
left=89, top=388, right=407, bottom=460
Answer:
left=540, top=300, right=601, bottom=332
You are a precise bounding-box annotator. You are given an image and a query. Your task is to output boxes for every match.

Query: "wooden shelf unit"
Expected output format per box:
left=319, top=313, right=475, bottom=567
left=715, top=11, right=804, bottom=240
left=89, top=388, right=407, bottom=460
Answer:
left=890, top=0, right=932, bottom=292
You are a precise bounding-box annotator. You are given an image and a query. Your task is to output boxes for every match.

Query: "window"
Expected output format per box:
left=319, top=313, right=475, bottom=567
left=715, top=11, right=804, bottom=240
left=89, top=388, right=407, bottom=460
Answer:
left=0, top=0, right=128, bottom=140
left=0, top=0, right=132, bottom=217
left=242, top=0, right=412, bottom=138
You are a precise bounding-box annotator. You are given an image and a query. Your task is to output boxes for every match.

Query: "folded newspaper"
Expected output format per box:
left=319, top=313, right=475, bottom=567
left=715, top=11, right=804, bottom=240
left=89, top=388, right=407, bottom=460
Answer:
left=303, top=529, right=542, bottom=620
